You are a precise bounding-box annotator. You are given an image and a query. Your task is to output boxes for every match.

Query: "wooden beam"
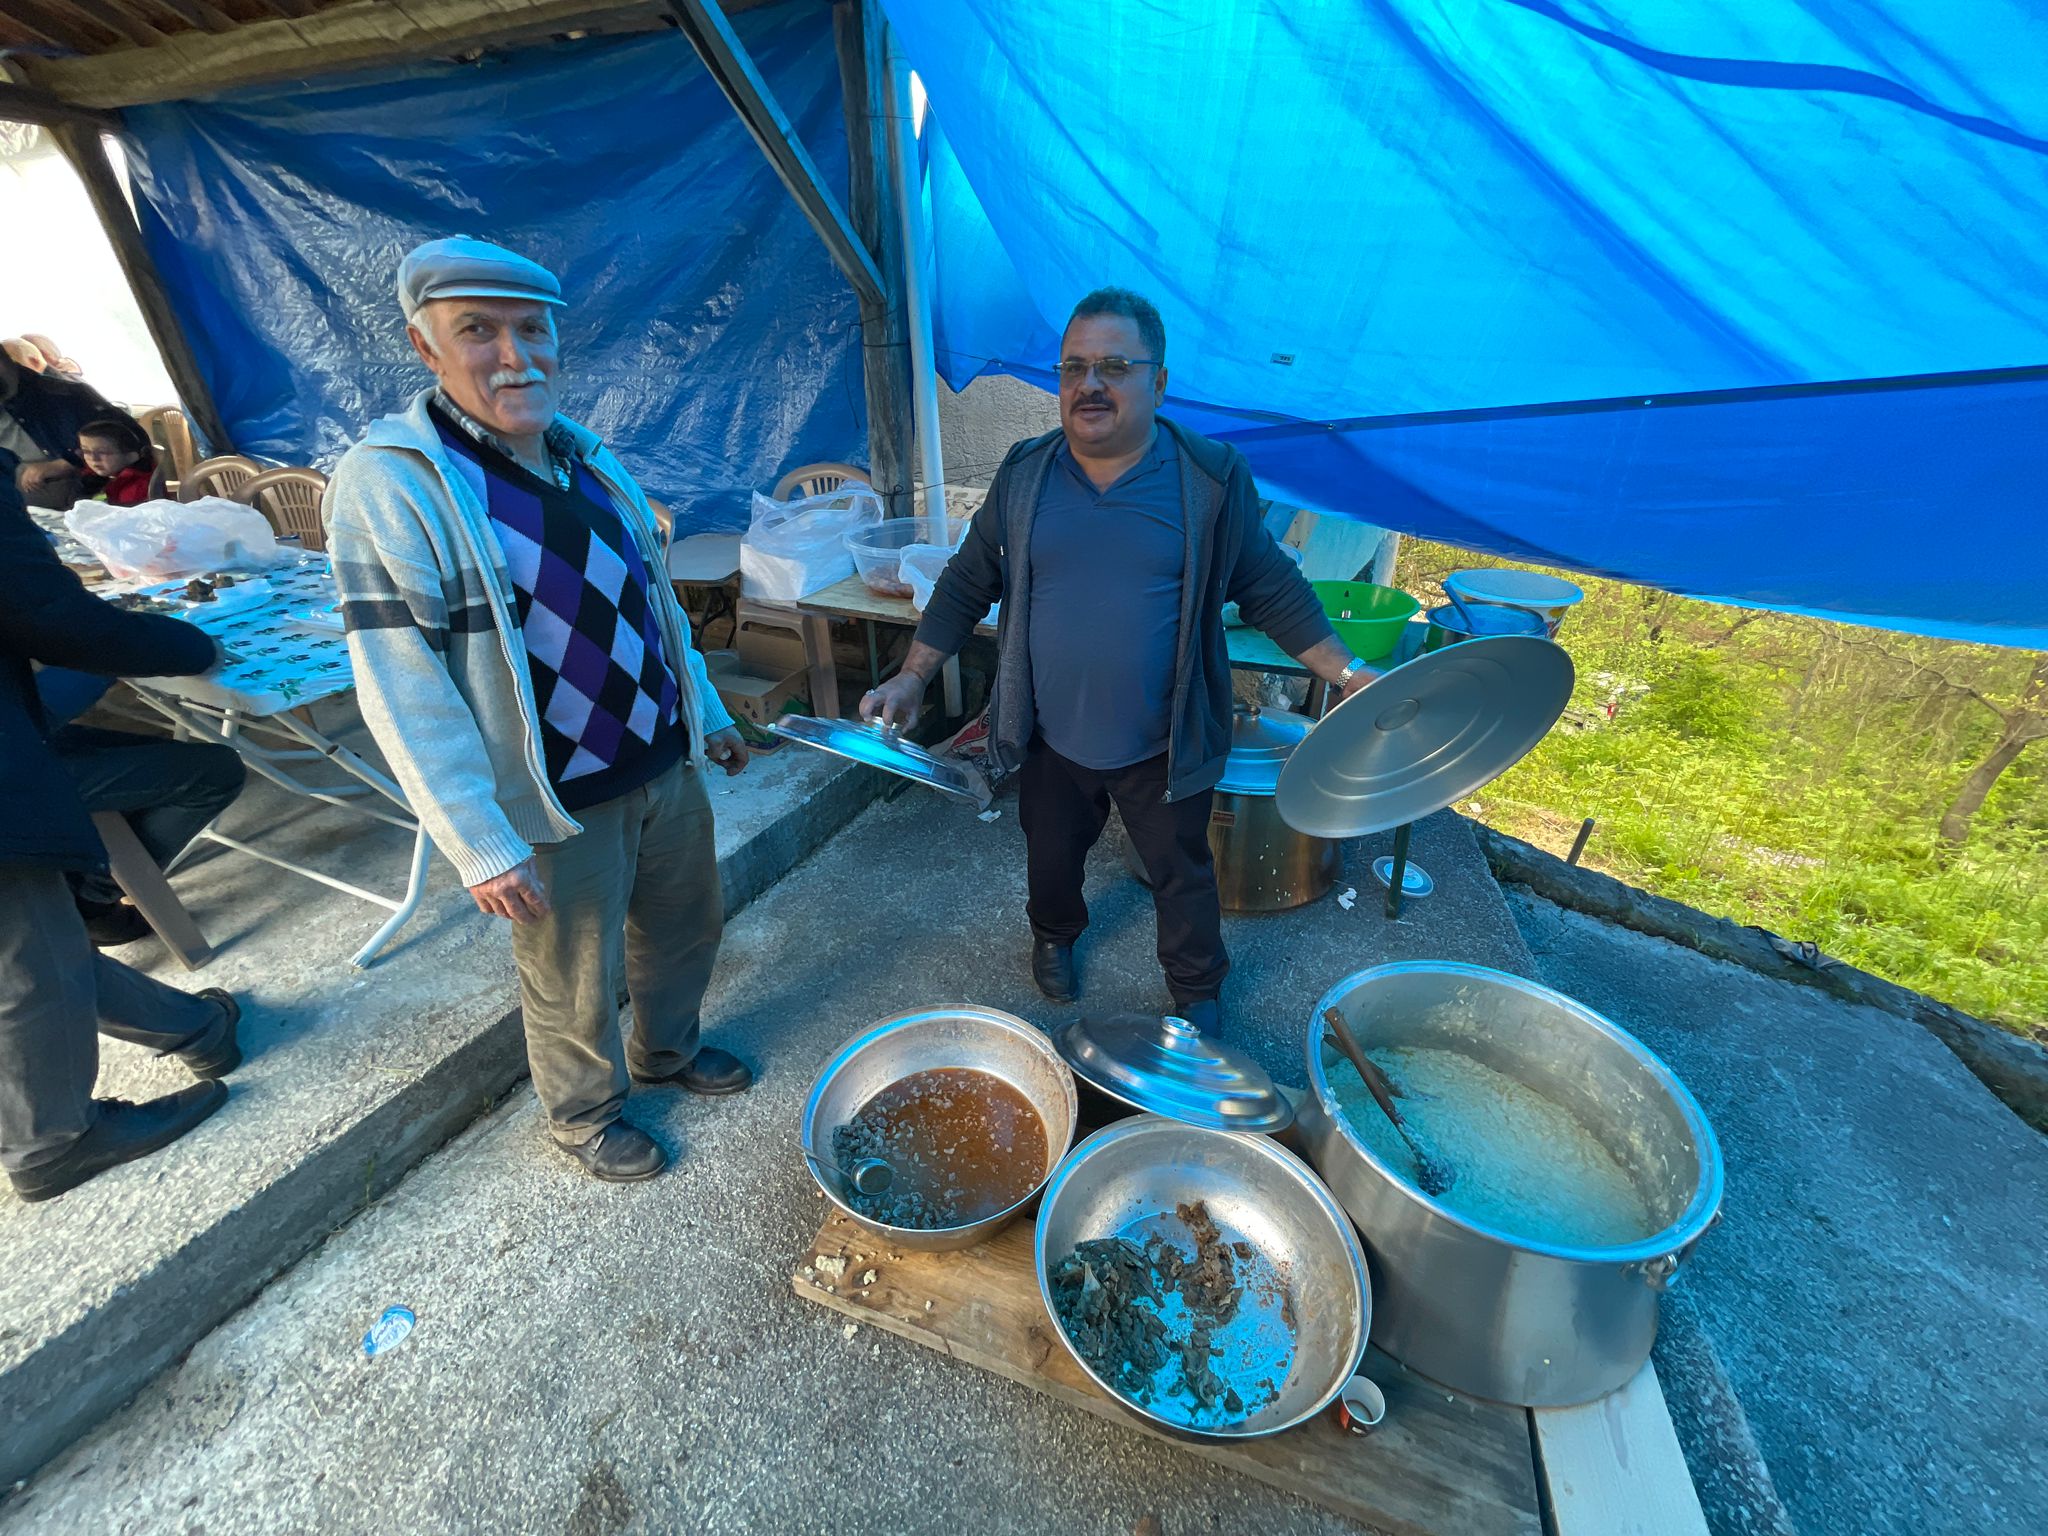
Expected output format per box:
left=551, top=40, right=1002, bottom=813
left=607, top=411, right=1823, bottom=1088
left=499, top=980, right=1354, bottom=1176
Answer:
left=0, top=83, right=121, bottom=131
left=48, top=122, right=234, bottom=454
left=1, top=2, right=79, bottom=51
left=143, top=0, right=239, bottom=35
left=663, top=0, right=885, bottom=309
left=20, top=0, right=718, bottom=110
left=833, top=0, right=912, bottom=517
left=41, top=0, right=164, bottom=51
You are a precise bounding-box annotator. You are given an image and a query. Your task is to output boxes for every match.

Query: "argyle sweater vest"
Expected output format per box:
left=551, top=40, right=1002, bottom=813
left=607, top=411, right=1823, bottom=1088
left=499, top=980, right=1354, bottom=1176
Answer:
left=430, top=403, right=682, bottom=813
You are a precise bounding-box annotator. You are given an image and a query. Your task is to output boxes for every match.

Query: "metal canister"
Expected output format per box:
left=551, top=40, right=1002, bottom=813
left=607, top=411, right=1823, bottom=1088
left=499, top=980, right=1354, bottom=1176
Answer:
left=1422, top=602, right=1548, bottom=651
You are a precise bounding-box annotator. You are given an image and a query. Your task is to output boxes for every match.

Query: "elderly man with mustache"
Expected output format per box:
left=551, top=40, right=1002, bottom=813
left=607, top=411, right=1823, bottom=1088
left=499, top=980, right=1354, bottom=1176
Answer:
left=864, top=288, right=1376, bottom=1032
left=325, top=238, right=753, bottom=1183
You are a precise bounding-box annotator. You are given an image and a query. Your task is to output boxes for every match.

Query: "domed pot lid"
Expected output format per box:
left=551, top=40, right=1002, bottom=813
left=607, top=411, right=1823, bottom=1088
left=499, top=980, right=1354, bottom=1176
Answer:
left=1052, top=1012, right=1294, bottom=1133
left=1217, top=704, right=1312, bottom=796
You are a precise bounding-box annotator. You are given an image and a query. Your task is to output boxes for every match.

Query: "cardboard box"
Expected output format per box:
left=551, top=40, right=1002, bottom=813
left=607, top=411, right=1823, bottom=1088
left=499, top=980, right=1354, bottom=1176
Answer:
left=706, top=650, right=808, bottom=726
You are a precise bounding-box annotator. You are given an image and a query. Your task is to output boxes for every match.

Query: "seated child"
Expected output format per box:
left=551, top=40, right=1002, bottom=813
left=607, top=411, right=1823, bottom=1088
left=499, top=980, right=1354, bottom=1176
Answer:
left=75, top=415, right=157, bottom=507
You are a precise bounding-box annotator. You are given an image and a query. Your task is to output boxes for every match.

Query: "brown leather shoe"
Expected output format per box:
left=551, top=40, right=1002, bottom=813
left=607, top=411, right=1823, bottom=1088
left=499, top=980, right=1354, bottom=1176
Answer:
left=632, top=1046, right=753, bottom=1096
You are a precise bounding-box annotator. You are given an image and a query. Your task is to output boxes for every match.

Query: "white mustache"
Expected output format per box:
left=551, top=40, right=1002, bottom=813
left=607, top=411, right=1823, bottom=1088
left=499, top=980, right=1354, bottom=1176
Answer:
left=489, top=368, right=547, bottom=390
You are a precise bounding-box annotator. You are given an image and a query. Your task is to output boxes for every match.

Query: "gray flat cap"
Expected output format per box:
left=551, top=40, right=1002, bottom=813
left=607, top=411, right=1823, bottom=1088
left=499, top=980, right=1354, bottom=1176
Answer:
left=397, top=236, right=564, bottom=319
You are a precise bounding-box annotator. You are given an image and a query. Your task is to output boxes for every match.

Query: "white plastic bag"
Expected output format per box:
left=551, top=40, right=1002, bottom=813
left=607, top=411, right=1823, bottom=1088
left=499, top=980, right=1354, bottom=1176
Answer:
left=65, top=496, right=287, bottom=582
left=739, top=486, right=882, bottom=601
left=902, top=541, right=998, bottom=628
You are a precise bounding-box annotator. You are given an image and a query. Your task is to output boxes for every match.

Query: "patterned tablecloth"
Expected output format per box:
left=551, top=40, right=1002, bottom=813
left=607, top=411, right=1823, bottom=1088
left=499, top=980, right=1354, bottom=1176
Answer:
left=129, top=558, right=355, bottom=717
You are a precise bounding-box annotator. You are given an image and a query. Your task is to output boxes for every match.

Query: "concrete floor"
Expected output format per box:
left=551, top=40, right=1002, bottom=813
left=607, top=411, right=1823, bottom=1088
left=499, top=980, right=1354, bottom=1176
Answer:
left=2, top=795, right=1534, bottom=1536
left=0, top=722, right=869, bottom=1489
left=1507, top=890, right=2048, bottom=1536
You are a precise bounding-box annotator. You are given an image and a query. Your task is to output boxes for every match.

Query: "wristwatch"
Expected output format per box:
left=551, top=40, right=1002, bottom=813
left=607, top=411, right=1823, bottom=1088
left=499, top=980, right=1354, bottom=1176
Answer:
left=1336, top=657, right=1370, bottom=691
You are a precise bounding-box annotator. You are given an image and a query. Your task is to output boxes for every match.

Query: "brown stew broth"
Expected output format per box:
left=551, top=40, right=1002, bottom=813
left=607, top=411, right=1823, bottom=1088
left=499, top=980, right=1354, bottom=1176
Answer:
left=832, top=1068, right=1048, bottom=1229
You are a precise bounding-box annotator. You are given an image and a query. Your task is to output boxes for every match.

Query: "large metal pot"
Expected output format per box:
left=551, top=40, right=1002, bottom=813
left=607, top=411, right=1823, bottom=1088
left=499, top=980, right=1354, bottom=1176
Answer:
left=1297, top=962, right=1722, bottom=1406
left=1122, top=705, right=1341, bottom=911
left=801, top=1006, right=1079, bottom=1251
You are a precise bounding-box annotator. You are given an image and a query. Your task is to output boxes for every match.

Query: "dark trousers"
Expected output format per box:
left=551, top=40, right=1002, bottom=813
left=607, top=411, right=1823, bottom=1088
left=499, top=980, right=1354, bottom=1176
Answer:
left=0, top=863, right=221, bottom=1172
left=1019, top=739, right=1228, bottom=1005
left=51, top=726, right=245, bottom=907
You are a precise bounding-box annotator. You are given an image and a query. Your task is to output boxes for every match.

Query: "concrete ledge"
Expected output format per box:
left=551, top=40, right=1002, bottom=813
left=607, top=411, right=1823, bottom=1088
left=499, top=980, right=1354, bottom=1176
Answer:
left=1473, top=823, right=2048, bottom=1134
left=0, top=742, right=877, bottom=1488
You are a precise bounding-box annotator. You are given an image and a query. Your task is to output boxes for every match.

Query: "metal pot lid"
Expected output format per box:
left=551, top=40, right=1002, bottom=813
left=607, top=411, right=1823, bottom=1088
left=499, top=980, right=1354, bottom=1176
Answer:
left=1217, top=704, right=1311, bottom=796
left=1052, top=1013, right=1294, bottom=1133
left=768, top=714, right=992, bottom=809
left=1275, top=635, right=1574, bottom=838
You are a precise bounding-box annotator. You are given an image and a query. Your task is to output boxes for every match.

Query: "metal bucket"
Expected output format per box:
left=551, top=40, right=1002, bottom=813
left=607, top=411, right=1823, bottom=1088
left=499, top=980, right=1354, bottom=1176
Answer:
left=1296, top=962, right=1722, bottom=1405
left=801, top=1006, right=1079, bottom=1251
left=1422, top=603, right=1549, bottom=651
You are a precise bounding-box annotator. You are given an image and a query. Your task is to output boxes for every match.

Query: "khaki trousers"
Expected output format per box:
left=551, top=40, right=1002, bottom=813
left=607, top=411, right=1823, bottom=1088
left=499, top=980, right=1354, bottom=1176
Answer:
left=510, top=760, right=722, bottom=1145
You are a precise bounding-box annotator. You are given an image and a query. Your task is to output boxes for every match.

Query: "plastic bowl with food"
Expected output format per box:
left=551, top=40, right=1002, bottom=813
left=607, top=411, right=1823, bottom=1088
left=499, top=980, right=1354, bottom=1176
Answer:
left=845, top=517, right=961, bottom=599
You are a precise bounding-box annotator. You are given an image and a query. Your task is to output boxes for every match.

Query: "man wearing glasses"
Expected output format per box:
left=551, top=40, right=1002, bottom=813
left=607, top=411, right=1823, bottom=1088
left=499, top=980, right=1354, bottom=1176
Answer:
left=862, top=288, right=1373, bottom=1030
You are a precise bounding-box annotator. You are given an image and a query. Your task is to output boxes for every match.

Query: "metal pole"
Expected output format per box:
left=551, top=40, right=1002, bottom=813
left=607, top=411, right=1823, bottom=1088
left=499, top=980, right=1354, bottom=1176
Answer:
left=1384, top=822, right=1413, bottom=920
left=883, top=23, right=962, bottom=717
left=1567, top=817, right=1595, bottom=866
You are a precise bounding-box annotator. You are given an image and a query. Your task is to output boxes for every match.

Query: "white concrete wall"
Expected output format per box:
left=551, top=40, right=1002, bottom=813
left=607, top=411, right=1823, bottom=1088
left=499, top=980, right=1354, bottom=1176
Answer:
left=932, top=371, right=1060, bottom=486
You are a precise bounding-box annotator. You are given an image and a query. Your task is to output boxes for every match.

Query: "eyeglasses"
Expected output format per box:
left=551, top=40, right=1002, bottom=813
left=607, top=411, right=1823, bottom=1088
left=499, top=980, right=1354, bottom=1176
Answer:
left=1053, top=356, right=1161, bottom=385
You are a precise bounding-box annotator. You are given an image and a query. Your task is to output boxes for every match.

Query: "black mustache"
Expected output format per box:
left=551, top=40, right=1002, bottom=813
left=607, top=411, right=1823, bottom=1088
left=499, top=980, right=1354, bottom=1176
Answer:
left=1074, top=395, right=1114, bottom=409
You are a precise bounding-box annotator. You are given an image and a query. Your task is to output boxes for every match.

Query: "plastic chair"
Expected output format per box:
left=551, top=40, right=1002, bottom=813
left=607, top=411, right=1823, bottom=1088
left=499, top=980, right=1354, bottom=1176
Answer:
left=133, top=406, right=198, bottom=488
left=180, top=455, right=262, bottom=504
left=238, top=467, right=330, bottom=552
left=771, top=461, right=871, bottom=501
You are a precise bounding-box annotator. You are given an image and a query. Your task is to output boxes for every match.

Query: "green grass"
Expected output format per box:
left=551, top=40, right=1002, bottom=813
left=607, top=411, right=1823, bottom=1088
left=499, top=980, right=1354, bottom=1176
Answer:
left=1397, top=543, right=2048, bottom=1034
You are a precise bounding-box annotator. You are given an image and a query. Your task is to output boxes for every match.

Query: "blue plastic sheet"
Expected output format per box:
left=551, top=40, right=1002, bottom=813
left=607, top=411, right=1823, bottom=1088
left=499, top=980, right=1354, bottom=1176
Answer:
left=120, top=3, right=864, bottom=535
left=888, top=1, right=2048, bottom=645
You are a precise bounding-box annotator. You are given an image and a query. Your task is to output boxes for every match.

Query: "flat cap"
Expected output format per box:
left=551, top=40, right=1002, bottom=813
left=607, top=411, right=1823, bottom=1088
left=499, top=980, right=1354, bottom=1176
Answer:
left=397, top=236, right=564, bottom=319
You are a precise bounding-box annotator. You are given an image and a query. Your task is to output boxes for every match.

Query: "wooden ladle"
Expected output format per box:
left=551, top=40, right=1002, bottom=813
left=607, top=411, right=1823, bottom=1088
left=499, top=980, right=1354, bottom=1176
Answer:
left=1321, top=1007, right=1458, bottom=1196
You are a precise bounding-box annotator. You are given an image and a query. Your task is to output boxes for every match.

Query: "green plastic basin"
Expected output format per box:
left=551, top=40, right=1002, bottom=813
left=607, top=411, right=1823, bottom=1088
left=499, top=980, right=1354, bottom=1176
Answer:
left=1313, top=581, right=1420, bottom=662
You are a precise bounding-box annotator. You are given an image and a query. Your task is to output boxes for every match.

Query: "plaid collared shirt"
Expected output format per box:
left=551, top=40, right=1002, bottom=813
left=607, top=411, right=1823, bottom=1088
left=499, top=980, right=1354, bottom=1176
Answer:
left=432, top=388, right=579, bottom=491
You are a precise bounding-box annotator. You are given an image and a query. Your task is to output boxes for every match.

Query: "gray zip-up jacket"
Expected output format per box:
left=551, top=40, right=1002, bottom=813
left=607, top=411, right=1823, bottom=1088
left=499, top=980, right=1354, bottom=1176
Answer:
left=324, top=390, right=733, bottom=887
left=917, top=417, right=1334, bottom=802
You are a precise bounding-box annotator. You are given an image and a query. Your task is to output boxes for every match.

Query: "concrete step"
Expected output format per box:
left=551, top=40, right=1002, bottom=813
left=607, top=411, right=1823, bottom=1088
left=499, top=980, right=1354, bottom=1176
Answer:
left=0, top=732, right=878, bottom=1487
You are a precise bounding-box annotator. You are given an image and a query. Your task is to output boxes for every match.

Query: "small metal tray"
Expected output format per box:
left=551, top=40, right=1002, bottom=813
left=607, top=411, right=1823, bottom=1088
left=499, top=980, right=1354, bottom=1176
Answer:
left=769, top=713, right=992, bottom=809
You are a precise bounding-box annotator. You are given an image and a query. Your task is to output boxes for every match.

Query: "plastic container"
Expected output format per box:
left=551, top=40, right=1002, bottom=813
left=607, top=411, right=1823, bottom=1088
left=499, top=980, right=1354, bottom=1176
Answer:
left=1312, top=581, right=1420, bottom=662
left=1443, top=568, right=1584, bottom=636
left=1423, top=602, right=1548, bottom=651
left=845, top=516, right=961, bottom=600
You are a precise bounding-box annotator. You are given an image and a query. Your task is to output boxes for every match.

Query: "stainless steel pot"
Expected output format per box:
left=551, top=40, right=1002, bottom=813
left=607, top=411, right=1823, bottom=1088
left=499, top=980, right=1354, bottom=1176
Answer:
left=1296, top=962, right=1722, bottom=1405
left=1121, top=705, right=1340, bottom=911
left=801, top=1005, right=1079, bottom=1251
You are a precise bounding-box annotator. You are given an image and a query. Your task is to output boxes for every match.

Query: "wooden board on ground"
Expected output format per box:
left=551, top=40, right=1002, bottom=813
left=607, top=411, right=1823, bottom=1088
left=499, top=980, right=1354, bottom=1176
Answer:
left=793, top=1211, right=1540, bottom=1536
left=1532, top=1362, right=1710, bottom=1536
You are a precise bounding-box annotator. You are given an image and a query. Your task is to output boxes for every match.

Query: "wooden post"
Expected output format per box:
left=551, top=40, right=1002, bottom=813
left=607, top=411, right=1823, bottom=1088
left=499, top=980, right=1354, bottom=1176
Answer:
left=48, top=122, right=234, bottom=453
left=833, top=0, right=915, bottom=519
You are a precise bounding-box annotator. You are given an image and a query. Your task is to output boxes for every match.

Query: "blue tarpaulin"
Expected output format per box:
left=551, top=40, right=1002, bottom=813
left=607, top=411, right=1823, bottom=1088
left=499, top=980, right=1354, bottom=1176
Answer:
left=888, top=1, right=2048, bottom=647
left=120, top=2, right=864, bottom=536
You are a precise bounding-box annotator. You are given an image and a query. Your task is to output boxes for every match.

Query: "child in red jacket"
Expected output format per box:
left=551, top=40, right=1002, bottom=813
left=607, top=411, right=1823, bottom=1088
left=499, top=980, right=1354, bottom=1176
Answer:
left=75, top=415, right=157, bottom=506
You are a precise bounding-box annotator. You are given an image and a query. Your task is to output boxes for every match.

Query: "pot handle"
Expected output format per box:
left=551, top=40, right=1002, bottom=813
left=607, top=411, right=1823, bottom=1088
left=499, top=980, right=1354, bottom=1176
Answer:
left=1632, top=1210, right=1722, bottom=1291
left=1335, top=1374, right=1387, bottom=1436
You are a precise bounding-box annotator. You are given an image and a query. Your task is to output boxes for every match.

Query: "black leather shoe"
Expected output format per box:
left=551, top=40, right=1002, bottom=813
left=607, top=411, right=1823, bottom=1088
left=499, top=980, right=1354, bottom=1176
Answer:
left=562, top=1123, right=667, bottom=1182
left=175, top=990, right=243, bottom=1079
left=79, top=900, right=150, bottom=948
left=1032, top=940, right=1078, bottom=1004
left=9, top=1082, right=229, bottom=1203
left=1173, top=998, right=1222, bottom=1034
left=633, top=1046, right=753, bottom=1096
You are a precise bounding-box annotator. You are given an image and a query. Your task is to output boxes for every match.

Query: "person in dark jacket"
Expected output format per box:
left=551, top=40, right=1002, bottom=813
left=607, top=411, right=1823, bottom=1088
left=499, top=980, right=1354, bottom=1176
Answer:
left=0, top=477, right=246, bottom=1204
left=862, top=288, right=1378, bottom=1030
left=0, top=351, right=120, bottom=510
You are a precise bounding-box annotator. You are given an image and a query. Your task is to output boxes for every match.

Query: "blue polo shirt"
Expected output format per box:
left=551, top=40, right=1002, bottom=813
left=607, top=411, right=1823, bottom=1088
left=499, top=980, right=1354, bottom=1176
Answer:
left=1027, top=428, right=1186, bottom=769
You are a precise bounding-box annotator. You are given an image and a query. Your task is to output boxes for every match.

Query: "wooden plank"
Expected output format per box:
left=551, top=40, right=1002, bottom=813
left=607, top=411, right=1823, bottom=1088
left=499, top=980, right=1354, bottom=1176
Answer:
left=23, top=0, right=768, bottom=110
left=145, top=0, right=239, bottom=36
left=49, top=123, right=235, bottom=455
left=1532, top=1362, right=1709, bottom=1536
left=663, top=0, right=884, bottom=307
left=40, top=0, right=162, bottom=50
left=833, top=0, right=913, bottom=519
left=91, top=811, right=212, bottom=970
left=0, top=82, right=122, bottom=131
left=795, top=1211, right=1541, bottom=1536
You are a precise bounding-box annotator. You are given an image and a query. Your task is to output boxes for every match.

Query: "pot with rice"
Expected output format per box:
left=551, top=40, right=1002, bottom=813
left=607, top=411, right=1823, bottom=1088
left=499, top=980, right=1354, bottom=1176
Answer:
left=1297, top=961, right=1723, bottom=1406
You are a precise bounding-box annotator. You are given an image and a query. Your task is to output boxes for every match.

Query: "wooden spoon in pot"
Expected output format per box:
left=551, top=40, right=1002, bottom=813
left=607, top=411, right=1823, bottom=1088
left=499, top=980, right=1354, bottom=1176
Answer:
left=1321, top=1007, right=1458, bottom=1197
